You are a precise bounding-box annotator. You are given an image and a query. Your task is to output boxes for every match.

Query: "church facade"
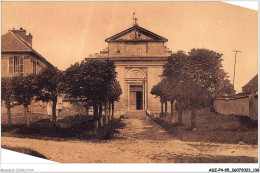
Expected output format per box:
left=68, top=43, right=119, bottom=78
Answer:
left=87, top=23, right=172, bottom=116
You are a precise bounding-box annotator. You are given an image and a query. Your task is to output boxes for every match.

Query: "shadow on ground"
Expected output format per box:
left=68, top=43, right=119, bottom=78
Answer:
left=1, top=115, right=125, bottom=141
left=2, top=145, right=47, bottom=159
left=151, top=113, right=258, bottom=145
left=152, top=153, right=257, bottom=163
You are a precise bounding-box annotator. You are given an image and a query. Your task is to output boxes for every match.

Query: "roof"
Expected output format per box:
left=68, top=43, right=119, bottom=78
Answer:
left=243, top=74, right=258, bottom=89
left=2, top=32, right=32, bottom=51
left=105, top=25, right=168, bottom=42
left=1, top=30, right=54, bottom=68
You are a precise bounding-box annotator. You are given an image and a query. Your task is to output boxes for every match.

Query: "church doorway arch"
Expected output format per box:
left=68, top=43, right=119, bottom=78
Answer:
left=125, top=68, right=147, bottom=110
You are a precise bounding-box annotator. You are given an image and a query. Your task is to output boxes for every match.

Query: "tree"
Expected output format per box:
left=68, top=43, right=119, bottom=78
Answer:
left=159, top=48, right=234, bottom=128
left=35, top=67, right=63, bottom=127
left=108, top=79, right=122, bottom=120
left=1, top=77, right=15, bottom=127
left=63, top=59, right=120, bottom=129
left=151, top=79, right=168, bottom=117
left=162, top=51, right=189, bottom=122
left=215, top=74, right=236, bottom=98
left=12, top=74, right=38, bottom=126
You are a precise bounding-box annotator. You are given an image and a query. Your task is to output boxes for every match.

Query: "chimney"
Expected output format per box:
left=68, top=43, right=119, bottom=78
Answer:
left=12, top=27, right=26, bottom=39
left=25, top=33, right=33, bottom=46
left=11, top=27, right=33, bottom=46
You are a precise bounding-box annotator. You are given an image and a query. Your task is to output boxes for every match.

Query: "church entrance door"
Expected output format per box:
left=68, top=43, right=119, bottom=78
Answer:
left=130, top=85, right=143, bottom=110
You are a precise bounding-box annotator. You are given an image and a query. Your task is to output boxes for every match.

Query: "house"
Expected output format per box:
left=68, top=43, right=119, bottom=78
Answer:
left=243, top=74, right=258, bottom=120
left=1, top=27, right=54, bottom=123
left=86, top=21, right=172, bottom=116
left=242, top=74, right=258, bottom=94
left=1, top=27, right=53, bottom=77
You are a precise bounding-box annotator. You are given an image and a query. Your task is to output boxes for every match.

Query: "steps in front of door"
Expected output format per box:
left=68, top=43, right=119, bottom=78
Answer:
left=124, top=110, right=146, bottom=118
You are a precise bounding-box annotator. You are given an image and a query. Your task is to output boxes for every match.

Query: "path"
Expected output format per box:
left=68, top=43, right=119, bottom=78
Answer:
left=1, top=110, right=258, bottom=163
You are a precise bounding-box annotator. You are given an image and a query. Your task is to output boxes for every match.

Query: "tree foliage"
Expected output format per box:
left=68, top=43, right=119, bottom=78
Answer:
left=108, top=79, right=122, bottom=102
left=1, top=77, right=15, bottom=107
left=63, top=59, right=122, bottom=126
left=11, top=74, right=39, bottom=126
left=64, top=59, right=117, bottom=102
left=151, top=48, right=235, bottom=127
left=36, top=67, right=62, bottom=101
left=1, top=77, right=15, bottom=126
left=12, top=74, right=38, bottom=106
left=150, top=79, right=168, bottom=103
left=35, top=67, right=63, bottom=126
left=161, top=49, right=235, bottom=108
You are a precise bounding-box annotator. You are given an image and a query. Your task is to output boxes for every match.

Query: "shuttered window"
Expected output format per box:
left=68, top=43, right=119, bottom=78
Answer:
left=9, top=57, right=14, bottom=73
left=9, top=56, right=24, bottom=74
left=32, top=59, right=37, bottom=74
left=19, top=56, right=24, bottom=73
left=14, top=56, right=19, bottom=73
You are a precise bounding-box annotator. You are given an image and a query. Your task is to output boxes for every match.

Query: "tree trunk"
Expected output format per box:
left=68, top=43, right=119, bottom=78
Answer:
left=178, top=110, right=183, bottom=124
left=85, top=105, right=89, bottom=116
left=98, top=102, right=102, bottom=128
left=164, top=101, right=168, bottom=120
left=52, top=97, right=57, bottom=127
left=191, top=107, right=196, bottom=129
left=7, top=105, right=12, bottom=127
left=24, top=105, right=29, bottom=126
left=93, top=103, right=99, bottom=130
left=161, top=101, right=164, bottom=114
left=111, top=101, right=114, bottom=119
left=108, top=101, right=111, bottom=124
left=170, top=100, right=174, bottom=122
left=177, top=101, right=182, bottom=124
left=104, top=102, right=107, bottom=126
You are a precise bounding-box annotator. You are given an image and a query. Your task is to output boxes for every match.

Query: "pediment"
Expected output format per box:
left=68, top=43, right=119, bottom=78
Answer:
left=114, top=30, right=154, bottom=41
left=105, top=25, right=168, bottom=42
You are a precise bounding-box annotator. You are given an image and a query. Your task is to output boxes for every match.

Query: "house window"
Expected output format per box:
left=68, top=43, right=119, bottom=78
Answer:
left=9, top=56, right=23, bottom=74
left=32, top=59, right=37, bottom=74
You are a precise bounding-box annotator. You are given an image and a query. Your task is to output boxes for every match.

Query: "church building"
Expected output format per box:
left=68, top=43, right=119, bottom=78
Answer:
left=87, top=19, right=172, bottom=116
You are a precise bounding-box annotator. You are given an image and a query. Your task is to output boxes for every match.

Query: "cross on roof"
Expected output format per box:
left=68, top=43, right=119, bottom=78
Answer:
left=131, top=12, right=138, bottom=26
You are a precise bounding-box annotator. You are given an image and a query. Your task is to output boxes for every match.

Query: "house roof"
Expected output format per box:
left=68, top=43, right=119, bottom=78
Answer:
left=2, top=32, right=32, bottom=51
left=105, top=25, right=168, bottom=42
left=243, top=74, right=258, bottom=89
left=1, top=30, right=54, bottom=68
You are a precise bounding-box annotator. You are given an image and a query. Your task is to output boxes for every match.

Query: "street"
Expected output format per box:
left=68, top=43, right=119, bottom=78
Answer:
left=1, top=111, right=258, bottom=163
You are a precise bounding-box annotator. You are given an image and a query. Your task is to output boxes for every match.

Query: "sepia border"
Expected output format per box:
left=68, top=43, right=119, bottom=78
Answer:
left=0, top=0, right=259, bottom=172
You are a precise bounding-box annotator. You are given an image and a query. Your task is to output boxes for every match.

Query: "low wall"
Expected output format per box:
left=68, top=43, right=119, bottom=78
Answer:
left=149, top=108, right=210, bottom=128
left=213, top=95, right=258, bottom=120
left=214, top=97, right=249, bottom=116
left=2, top=101, right=53, bottom=116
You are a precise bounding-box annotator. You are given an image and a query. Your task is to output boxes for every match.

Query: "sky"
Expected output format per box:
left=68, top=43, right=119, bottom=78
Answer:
left=1, top=1, right=258, bottom=93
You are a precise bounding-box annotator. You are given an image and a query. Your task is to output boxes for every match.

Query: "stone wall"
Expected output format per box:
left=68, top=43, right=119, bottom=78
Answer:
left=213, top=95, right=258, bottom=120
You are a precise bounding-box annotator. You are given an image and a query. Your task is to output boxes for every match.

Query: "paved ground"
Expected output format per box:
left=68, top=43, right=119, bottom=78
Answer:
left=1, top=110, right=258, bottom=163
